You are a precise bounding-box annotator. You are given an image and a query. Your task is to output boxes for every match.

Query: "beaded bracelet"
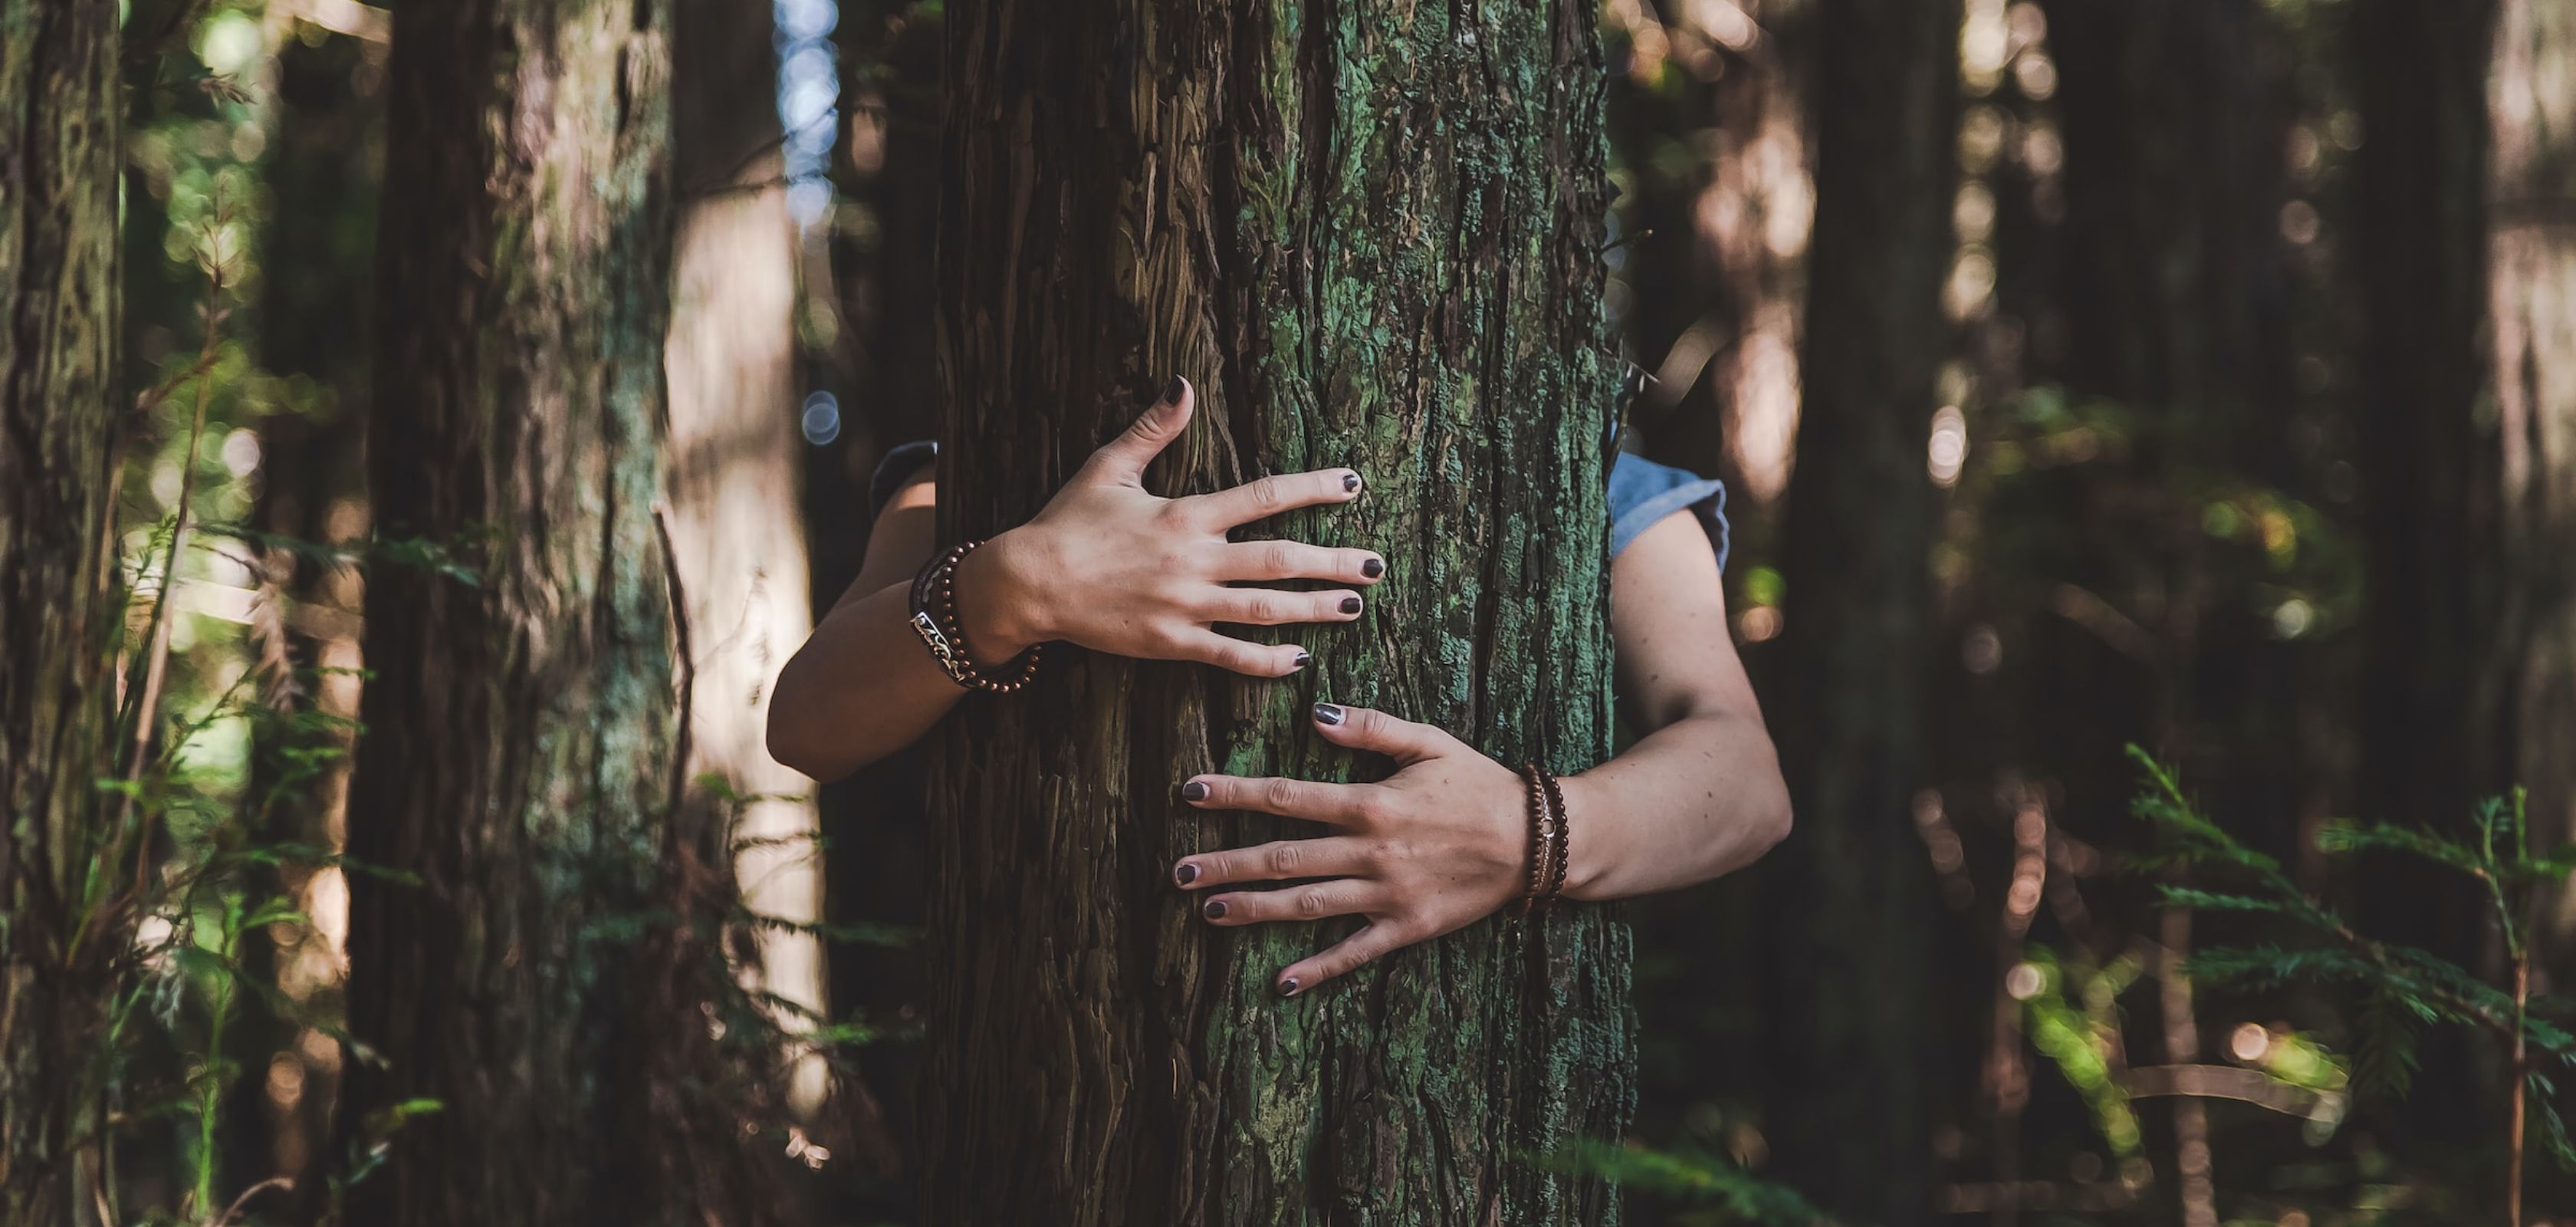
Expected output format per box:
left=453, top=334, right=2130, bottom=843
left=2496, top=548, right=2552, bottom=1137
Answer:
left=908, top=540, right=1043, bottom=693
left=1516, top=762, right=1564, bottom=918
left=1536, top=765, right=1572, bottom=902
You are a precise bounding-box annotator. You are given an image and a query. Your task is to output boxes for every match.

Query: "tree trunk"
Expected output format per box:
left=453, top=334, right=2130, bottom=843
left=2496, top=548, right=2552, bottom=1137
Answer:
left=2350, top=0, right=2502, bottom=1143
left=2490, top=0, right=2576, bottom=965
left=666, top=0, right=828, bottom=1124
left=918, top=2, right=1630, bottom=1222
left=223, top=22, right=382, bottom=1215
left=337, top=3, right=780, bottom=1222
left=1761, top=0, right=1955, bottom=1222
left=0, top=1, right=123, bottom=1219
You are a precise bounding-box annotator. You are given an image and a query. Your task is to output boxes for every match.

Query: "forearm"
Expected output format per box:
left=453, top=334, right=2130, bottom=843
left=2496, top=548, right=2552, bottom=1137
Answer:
left=767, top=580, right=971, bottom=780
left=1555, top=709, right=1792, bottom=901
left=767, top=535, right=1045, bottom=781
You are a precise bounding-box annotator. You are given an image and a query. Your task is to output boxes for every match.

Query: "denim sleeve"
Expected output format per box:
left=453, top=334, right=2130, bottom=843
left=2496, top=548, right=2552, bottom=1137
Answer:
left=1607, top=452, right=1730, bottom=575
left=866, top=439, right=939, bottom=523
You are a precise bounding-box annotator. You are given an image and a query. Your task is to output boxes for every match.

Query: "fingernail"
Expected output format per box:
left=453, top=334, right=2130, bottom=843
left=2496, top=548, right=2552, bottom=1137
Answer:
left=1175, top=863, right=1200, bottom=886
left=1277, top=976, right=1301, bottom=998
left=1203, top=899, right=1228, bottom=920
left=1293, top=650, right=1313, bottom=670
left=1339, top=597, right=1362, bottom=615
left=1181, top=780, right=1210, bottom=802
left=1362, top=557, right=1384, bottom=579
left=1313, top=702, right=1345, bottom=725
left=1163, top=375, right=1186, bottom=403
left=1342, top=472, right=1361, bottom=493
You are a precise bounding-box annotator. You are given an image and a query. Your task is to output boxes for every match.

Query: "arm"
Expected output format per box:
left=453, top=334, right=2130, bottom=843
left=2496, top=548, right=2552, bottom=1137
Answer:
left=1169, top=505, right=1789, bottom=995
left=767, top=377, right=1391, bottom=782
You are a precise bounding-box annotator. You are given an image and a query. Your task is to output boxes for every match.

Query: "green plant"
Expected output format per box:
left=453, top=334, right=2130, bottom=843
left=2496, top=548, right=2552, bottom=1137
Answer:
left=2131, top=745, right=2574, bottom=1225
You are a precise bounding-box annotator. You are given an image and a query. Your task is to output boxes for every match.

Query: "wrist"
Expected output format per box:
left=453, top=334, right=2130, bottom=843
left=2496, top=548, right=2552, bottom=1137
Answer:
left=951, top=529, right=1050, bottom=666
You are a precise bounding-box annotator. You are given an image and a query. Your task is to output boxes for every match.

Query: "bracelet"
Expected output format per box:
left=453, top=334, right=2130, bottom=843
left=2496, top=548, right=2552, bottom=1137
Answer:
left=1536, top=765, right=1573, bottom=902
left=909, top=540, right=1043, bottom=693
left=1516, top=762, right=1564, bottom=918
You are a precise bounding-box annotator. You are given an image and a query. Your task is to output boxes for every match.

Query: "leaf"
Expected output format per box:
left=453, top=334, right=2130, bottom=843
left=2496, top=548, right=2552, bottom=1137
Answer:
left=2353, top=990, right=2420, bottom=1100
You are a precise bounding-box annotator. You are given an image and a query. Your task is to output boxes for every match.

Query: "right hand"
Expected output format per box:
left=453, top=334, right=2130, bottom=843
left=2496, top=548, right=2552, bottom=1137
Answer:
left=954, top=377, right=1384, bottom=677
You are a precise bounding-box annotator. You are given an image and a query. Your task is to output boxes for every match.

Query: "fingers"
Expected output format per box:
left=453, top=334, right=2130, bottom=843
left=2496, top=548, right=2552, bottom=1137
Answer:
left=1165, top=628, right=1310, bottom=678
left=1217, top=540, right=1386, bottom=585
left=1308, top=702, right=1454, bottom=765
left=1181, top=467, right=1362, bottom=531
left=1274, top=921, right=1418, bottom=997
left=1171, top=837, right=1373, bottom=890
left=1084, top=376, right=1195, bottom=485
left=1198, top=587, right=1365, bottom=627
left=1179, top=774, right=1374, bottom=826
left=1194, top=880, right=1380, bottom=929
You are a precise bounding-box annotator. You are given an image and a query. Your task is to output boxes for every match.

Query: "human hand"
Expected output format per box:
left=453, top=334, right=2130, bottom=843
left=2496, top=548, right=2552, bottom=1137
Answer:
left=1172, top=702, right=1531, bottom=995
left=954, top=377, right=1383, bottom=676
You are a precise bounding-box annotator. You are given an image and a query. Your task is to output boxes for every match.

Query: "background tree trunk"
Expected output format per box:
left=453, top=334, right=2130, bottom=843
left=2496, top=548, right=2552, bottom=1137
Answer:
left=337, top=2, right=780, bottom=1222
left=0, top=2, right=123, bottom=1219
left=667, top=0, right=829, bottom=1125
left=917, top=2, right=1631, bottom=1222
left=2490, top=0, right=2576, bottom=969
left=223, top=19, right=383, bottom=1215
left=2350, top=0, right=2502, bottom=1147
left=1760, top=0, right=1956, bottom=1221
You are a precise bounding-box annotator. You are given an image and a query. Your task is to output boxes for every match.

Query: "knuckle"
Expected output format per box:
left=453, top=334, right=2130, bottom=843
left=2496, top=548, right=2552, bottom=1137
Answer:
left=1296, top=889, right=1332, bottom=919
left=1352, top=793, right=1397, bottom=826
left=1250, top=478, right=1287, bottom=514
left=1265, top=843, right=1303, bottom=877
left=1260, top=541, right=1296, bottom=577
left=1263, top=778, right=1303, bottom=812
left=1246, top=594, right=1281, bottom=624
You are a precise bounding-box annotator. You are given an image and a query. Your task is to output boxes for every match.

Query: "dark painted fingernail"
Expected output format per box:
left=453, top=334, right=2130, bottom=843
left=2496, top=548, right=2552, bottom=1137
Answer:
left=1339, top=597, right=1362, bottom=615
left=1313, top=702, right=1345, bottom=725
left=1277, top=976, right=1301, bottom=998
left=1342, top=472, right=1361, bottom=493
left=1181, top=780, right=1210, bottom=802
left=1175, top=863, right=1201, bottom=886
left=1163, top=376, right=1186, bottom=403
left=1203, top=899, right=1228, bottom=920
left=1293, top=650, right=1313, bottom=669
left=1362, top=557, right=1385, bottom=579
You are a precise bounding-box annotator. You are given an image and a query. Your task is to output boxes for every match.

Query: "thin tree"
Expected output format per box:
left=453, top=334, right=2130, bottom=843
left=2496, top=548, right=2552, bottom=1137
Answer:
left=1762, top=0, right=1958, bottom=1222
left=336, top=2, right=782, bottom=1222
left=916, top=2, right=1631, bottom=1221
left=0, top=1, right=124, bottom=1219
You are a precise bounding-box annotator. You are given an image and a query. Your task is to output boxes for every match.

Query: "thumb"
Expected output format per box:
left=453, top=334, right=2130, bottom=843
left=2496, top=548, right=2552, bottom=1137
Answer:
left=1086, top=376, right=1194, bottom=485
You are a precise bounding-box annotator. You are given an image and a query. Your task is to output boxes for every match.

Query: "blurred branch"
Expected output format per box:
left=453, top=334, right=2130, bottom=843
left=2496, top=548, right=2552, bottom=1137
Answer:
left=271, top=0, right=392, bottom=44
left=2120, top=1063, right=2337, bottom=1117
left=2049, top=583, right=2161, bottom=663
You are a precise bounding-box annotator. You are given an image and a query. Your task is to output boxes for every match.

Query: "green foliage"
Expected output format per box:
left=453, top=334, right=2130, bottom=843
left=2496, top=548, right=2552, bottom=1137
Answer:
left=1546, top=1137, right=1838, bottom=1226
left=2019, top=946, right=2146, bottom=1156
left=2128, top=747, right=2576, bottom=1178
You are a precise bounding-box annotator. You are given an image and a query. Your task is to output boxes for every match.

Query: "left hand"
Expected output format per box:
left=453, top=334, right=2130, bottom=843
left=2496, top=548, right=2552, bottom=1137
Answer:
left=1174, top=702, right=1529, bottom=997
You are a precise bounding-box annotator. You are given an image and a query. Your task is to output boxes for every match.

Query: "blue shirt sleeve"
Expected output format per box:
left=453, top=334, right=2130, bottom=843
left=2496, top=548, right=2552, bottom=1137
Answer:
left=867, top=439, right=939, bottom=522
left=1607, top=452, right=1730, bottom=574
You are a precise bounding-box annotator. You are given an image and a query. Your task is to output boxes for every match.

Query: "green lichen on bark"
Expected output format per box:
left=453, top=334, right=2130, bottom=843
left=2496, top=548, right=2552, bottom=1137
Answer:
left=923, top=2, right=1630, bottom=1222
left=0, top=1, right=123, bottom=1218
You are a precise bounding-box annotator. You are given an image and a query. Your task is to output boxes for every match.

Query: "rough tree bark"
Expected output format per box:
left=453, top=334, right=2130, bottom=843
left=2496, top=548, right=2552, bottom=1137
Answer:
left=0, top=1, right=123, bottom=1219
left=1760, top=0, right=1956, bottom=1222
left=336, top=2, right=780, bottom=1223
left=918, top=2, right=1631, bottom=1222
